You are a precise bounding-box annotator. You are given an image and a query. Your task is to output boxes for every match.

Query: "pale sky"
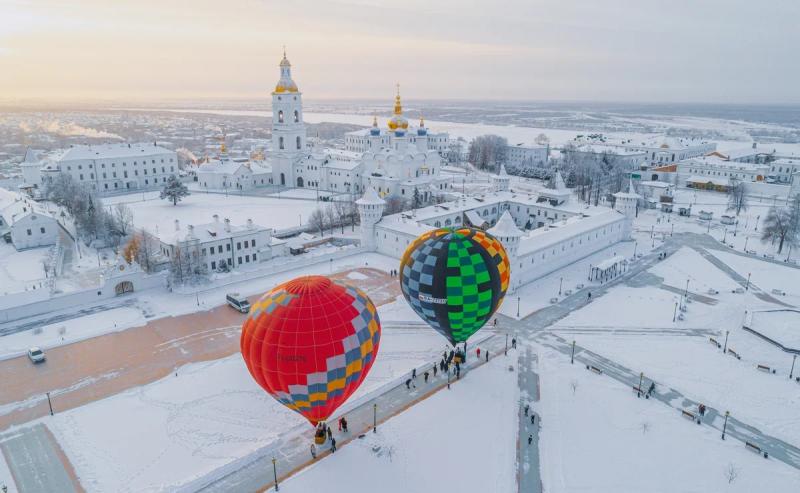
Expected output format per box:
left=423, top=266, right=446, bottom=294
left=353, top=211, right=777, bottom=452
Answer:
left=1, top=0, right=798, bottom=104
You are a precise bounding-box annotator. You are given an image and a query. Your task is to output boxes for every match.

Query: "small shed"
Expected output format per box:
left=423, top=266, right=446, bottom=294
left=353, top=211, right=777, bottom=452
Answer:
left=699, top=210, right=713, bottom=221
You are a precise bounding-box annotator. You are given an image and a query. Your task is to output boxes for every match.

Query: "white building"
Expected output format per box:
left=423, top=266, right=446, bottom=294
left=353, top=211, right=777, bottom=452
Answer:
left=346, top=116, right=450, bottom=158
left=358, top=170, right=635, bottom=292
left=574, top=135, right=716, bottom=165
left=568, top=144, right=647, bottom=168
left=767, top=157, right=799, bottom=184
left=677, top=156, right=771, bottom=188
left=196, top=145, right=273, bottom=191
left=29, top=142, right=179, bottom=194
left=155, top=216, right=281, bottom=274
left=506, top=143, right=549, bottom=169
left=0, top=189, right=63, bottom=250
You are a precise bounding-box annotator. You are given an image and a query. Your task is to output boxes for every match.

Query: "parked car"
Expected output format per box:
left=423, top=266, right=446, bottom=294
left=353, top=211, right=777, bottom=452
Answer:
left=226, top=293, right=251, bottom=313
left=28, top=347, right=46, bottom=364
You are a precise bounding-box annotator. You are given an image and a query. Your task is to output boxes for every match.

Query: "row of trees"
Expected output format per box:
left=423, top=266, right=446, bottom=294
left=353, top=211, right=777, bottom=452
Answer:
left=308, top=200, right=360, bottom=236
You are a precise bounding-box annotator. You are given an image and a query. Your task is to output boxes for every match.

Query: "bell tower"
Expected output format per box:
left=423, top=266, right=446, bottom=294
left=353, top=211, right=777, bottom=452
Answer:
left=271, top=48, right=307, bottom=187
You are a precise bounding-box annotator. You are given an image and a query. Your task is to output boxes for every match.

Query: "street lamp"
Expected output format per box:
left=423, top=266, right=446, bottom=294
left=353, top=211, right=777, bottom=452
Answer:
left=638, top=372, right=644, bottom=398
left=673, top=301, right=678, bottom=322
left=571, top=340, right=576, bottom=364
left=46, top=392, right=54, bottom=416
left=272, top=457, right=279, bottom=491
left=516, top=296, right=520, bottom=318
left=373, top=403, right=377, bottom=433
left=790, top=354, right=797, bottom=380
left=744, top=236, right=749, bottom=252
left=721, top=411, right=730, bottom=440
left=684, top=278, right=690, bottom=298
left=558, top=277, right=563, bottom=296
left=723, top=228, right=728, bottom=243
left=745, top=273, right=751, bottom=291
left=723, top=330, right=730, bottom=353
left=505, top=333, right=508, bottom=356
left=633, top=241, right=638, bottom=259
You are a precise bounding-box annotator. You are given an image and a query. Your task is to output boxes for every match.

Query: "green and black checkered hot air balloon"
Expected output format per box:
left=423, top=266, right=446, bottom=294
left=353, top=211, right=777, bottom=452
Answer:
left=399, top=227, right=510, bottom=345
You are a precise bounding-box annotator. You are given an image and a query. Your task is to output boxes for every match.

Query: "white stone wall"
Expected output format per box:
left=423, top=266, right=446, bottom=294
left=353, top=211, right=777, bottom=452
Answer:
left=9, top=213, right=59, bottom=250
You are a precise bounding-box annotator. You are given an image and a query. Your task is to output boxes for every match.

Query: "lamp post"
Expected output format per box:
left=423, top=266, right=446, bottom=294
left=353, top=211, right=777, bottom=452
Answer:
left=571, top=340, right=576, bottom=364
left=745, top=273, right=751, bottom=291
left=195, top=291, right=199, bottom=307
left=723, top=330, right=730, bottom=353
left=684, top=278, right=690, bottom=298
left=46, top=392, right=53, bottom=416
left=505, top=333, right=508, bottom=356
left=638, top=372, right=644, bottom=398
left=373, top=403, right=377, bottom=433
left=516, top=296, right=520, bottom=318
left=670, top=223, right=674, bottom=236
left=558, top=277, right=563, bottom=296
left=673, top=301, right=678, bottom=322
left=744, top=236, right=749, bottom=252
left=633, top=241, right=638, bottom=259
left=723, top=228, right=728, bottom=243
left=272, top=457, right=279, bottom=491
left=721, top=411, right=730, bottom=440
left=790, top=354, right=797, bottom=380
left=650, top=225, right=654, bottom=238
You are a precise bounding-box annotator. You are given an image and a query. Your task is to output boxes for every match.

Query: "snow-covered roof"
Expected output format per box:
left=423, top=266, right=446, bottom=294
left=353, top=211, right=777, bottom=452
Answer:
left=516, top=210, right=624, bottom=256
left=58, top=143, right=175, bottom=162
left=197, top=159, right=248, bottom=175
left=614, top=179, right=640, bottom=199
left=0, top=188, right=55, bottom=227
left=356, top=187, right=385, bottom=206
left=157, top=217, right=267, bottom=245
left=681, top=156, right=769, bottom=171
left=487, top=211, right=523, bottom=237
left=686, top=175, right=730, bottom=186
left=595, top=255, right=626, bottom=271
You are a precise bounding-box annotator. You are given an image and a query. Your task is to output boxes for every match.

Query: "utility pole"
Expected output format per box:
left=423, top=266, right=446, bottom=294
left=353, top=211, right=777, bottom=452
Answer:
left=790, top=354, right=797, bottom=380
left=571, top=340, right=576, bottom=364
left=373, top=403, right=377, bottom=433
left=272, top=457, right=279, bottom=491
left=723, top=330, right=730, bottom=353
left=638, top=372, right=644, bottom=398
left=46, top=392, right=54, bottom=416
left=516, top=296, right=520, bottom=318
left=673, top=301, right=678, bottom=322
left=558, top=277, right=563, bottom=296
left=721, top=411, right=730, bottom=440
left=745, top=273, right=751, bottom=291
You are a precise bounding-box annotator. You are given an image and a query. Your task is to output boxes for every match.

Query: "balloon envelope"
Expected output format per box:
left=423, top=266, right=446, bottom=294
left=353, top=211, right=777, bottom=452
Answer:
left=241, top=275, right=381, bottom=426
left=400, top=227, right=509, bottom=345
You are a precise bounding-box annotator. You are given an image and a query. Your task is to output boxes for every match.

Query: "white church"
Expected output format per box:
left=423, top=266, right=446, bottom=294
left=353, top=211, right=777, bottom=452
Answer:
left=198, top=51, right=452, bottom=201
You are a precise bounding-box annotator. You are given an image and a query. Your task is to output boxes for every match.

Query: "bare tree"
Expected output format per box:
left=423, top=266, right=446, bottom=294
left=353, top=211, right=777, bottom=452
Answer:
left=309, top=208, right=326, bottom=236
left=333, top=200, right=349, bottom=234
left=726, top=178, right=748, bottom=216
left=468, top=134, right=508, bottom=170
left=325, top=205, right=338, bottom=235
left=384, top=196, right=407, bottom=215
left=724, top=462, right=739, bottom=484
left=761, top=206, right=796, bottom=253
left=112, top=203, right=134, bottom=237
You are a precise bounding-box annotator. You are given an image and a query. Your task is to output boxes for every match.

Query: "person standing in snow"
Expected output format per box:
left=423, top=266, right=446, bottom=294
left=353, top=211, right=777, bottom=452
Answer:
left=433, top=365, right=438, bottom=377
left=476, top=347, right=481, bottom=359
left=405, top=378, right=412, bottom=390
left=412, top=368, right=417, bottom=380
left=648, top=382, right=655, bottom=397
left=424, top=371, right=429, bottom=383
left=310, top=443, right=317, bottom=459
left=330, top=437, right=337, bottom=453
left=342, top=417, right=348, bottom=433
left=531, top=414, right=535, bottom=425
left=327, top=427, right=333, bottom=441
left=485, top=351, right=489, bottom=362
left=512, top=338, right=517, bottom=349
left=338, top=417, right=342, bottom=431
left=524, top=404, right=529, bottom=416
left=528, top=434, right=533, bottom=445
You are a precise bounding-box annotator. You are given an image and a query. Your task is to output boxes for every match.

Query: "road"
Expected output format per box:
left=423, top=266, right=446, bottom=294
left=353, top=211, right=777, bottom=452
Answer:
left=0, top=268, right=399, bottom=431
left=516, top=347, right=541, bottom=493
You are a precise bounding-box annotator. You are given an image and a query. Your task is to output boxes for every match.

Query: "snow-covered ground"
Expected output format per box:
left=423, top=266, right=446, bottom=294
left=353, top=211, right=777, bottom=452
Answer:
left=709, top=249, right=800, bottom=305
left=0, top=446, right=18, bottom=493
left=647, top=246, right=741, bottom=294
left=281, top=354, right=519, bottom=493
left=748, top=309, right=800, bottom=349
left=102, top=190, right=323, bottom=233
left=536, top=347, right=800, bottom=492
left=0, top=243, right=50, bottom=296
left=43, top=325, right=452, bottom=493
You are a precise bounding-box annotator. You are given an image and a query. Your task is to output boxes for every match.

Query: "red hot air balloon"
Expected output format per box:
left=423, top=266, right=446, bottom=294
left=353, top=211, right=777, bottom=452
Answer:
left=241, top=275, right=381, bottom=426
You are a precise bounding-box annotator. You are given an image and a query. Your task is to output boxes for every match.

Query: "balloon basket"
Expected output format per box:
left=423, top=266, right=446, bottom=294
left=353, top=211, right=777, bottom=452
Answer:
left=314, top=433, right=326, bottom=445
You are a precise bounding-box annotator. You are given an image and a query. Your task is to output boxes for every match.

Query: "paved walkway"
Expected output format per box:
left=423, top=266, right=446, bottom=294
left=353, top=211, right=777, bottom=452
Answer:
left=195, top=334, right=510, bottom=492
left=516, top=347, right=541, bottom=493
left=0, top=424, right=82, bottom=493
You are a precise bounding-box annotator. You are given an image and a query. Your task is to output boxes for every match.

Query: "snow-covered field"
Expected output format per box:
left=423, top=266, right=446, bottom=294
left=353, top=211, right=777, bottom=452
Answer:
left=281, top=354, right=519, bottom=493
left=44, top=327, right=449, bottom=492
left=709, top=249, right=800, bottom=305
left=0, top=243, right=49, bottom=296
left=647, top=246, right=741, bottom=293
left=103, top=191, right=322, bottom=232
left=536, top=347, right=800, bottom=492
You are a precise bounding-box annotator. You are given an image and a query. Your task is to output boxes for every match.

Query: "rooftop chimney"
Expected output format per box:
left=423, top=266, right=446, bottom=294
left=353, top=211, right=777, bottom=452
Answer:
left=174, top=219, right=180, bottom=231
left=213, top=214, right=219, bottom=223
left=187, top=224, right=195, bottom=239
left=224, top=218, right=231, bottom=232
left=247, top=218, right=254, bottom=230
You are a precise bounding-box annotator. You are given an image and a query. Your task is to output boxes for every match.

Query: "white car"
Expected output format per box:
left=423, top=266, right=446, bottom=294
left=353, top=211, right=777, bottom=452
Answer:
left=28, top=347, right=46, bottom=363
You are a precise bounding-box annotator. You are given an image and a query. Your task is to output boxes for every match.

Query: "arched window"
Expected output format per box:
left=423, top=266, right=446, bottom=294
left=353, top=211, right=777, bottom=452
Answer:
left=279, top=137, right=284, bottom=150
left=278, top=110, right=284, bottom=123
left=297, top=177, right=304, bottom=187
left=280, top=173, right=285, bottom=185
left=445, top=219, right=452, bottom=226
left=296, top=136, right=302, bottom=150
left=434, top=221, right=442, bottom=227
left=294, top=110, right=299, bottom=123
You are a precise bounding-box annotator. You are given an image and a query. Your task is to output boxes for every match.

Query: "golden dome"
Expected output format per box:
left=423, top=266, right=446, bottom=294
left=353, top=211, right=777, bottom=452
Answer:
left=273, top=47, right=299, bottom=93
left=387, top=83, right=408, bottom=131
